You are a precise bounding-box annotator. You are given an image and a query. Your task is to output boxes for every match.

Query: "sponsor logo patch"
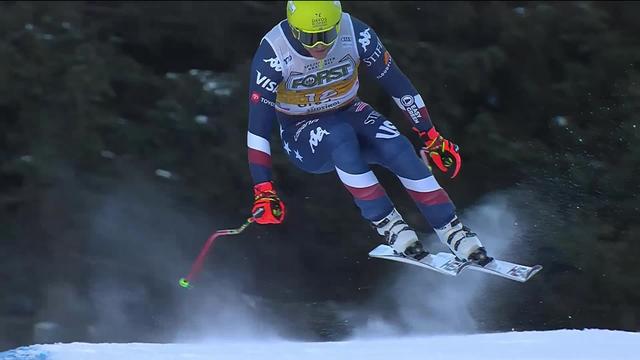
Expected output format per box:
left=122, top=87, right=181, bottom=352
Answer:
left=376, top=120, right=400, bottom=139
left=363, top=42, right=383, bottom=67
left=256, top=70, right=277, bottom=93
left=291, top=63, right=350, bottom=89
left=312, top=14, right=328, bottom=28
left=261, top=97, right=275, bottom=107
left=401, top=95, right=415, bottom=107
left=263, top=57, right=282, bottom=72
left=250, top=91, right=261, bottom=104
left=294, top=118, right=319, bottom=142
left=376, top=56, right=392, bottom=79
left=383, top=51, right=391, bottom=65
left=364, top=110, right=381, bottom=125
left=309, top=127, right=330, bottom=153
left=398, top=95, right=422, bottom=124
left=358, top=28, right=371, bottom=52
left=287, top=55, right=355, bottom=90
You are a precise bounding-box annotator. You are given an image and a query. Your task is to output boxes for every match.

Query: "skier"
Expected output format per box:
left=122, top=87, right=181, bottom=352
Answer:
left=247, top=1, right=490, bottom=264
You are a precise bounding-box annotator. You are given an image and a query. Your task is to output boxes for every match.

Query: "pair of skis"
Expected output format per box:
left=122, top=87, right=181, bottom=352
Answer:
left=179, top=211, right=542, bottom=288
left=368, top=244, right=542, bottom=282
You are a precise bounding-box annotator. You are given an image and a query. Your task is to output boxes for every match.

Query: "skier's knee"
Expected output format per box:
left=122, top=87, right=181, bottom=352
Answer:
left=325, top=122, right=358, bottom=147
left=382, top=135, right=417, bottom=163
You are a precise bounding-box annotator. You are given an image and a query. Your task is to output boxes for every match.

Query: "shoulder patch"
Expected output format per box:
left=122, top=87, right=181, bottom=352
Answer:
left=263, top=57, right=283, bottom=72
left=358, top=28, right=372, bottom=52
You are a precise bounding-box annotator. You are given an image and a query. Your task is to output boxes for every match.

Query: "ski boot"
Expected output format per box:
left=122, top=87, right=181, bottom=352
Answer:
left=372, top=208, right=428, bottom=260
left=434, top=216, right=493, bottom=266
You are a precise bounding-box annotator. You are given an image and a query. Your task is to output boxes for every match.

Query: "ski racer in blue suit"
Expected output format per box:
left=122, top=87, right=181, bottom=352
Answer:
left=247, top=1, right=490, bottom=264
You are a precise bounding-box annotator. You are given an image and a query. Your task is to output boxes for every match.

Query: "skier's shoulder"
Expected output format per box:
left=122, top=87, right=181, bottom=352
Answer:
left=258, top=19, right=288, bottom=52
left=349, top=15, right=382, bottom=58
left=349, top=14, right=380, bottom=38
left=349, top=14, right=371, bottom=33
left=253, top=20, right=285, bottom=61
left=251, top=21, right=284, bottom=83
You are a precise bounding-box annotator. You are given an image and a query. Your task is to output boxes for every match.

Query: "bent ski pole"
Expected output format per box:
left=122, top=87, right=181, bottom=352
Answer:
left=179, top=208, right=263, bottom=289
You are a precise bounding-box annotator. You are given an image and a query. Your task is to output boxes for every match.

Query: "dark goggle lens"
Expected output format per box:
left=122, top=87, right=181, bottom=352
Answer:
left=296, top=26, right=338, bottom=47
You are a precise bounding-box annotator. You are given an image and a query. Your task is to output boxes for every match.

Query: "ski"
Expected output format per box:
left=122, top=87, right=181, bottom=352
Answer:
left=462, top=256, right=542, bottom=282
left=368, top=245, right=542, bottom=282
left=368, top=244, right=469, bottom=276
left=435, top=252, right=543, bottom=282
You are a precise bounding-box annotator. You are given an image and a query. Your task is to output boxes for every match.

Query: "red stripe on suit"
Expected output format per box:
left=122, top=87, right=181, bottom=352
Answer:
left=343, top=183, right=386, bottom=200
left=248, top=148, right=271, bottom=167
left=407, top=188, right=451, bottom=205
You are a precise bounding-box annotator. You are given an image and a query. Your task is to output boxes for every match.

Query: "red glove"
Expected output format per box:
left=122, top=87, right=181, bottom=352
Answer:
left=252, top=181, right=286, bottom=224
left=415, top=127, right=462, bottom=179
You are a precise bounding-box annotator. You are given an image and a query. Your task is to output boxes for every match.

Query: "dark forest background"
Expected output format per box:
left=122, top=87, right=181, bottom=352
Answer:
left=1, top=1, right=639, bottom=351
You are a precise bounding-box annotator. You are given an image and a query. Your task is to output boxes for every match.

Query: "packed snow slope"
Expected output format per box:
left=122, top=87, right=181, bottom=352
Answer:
left=1, top=329, right=638, bottom=360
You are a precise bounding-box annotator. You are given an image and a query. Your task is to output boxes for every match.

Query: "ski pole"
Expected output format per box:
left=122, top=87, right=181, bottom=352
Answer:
left=179, top=208, right=263, bottom=289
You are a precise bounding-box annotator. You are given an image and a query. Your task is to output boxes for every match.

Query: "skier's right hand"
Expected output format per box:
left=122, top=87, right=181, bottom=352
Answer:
left=252, top=181, right=286, bottom=224
left=415, top=127, right=462, bottom=179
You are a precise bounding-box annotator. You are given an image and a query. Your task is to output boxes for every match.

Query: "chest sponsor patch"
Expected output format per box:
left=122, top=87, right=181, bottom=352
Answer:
left=286, top=55, right=356, bottom=90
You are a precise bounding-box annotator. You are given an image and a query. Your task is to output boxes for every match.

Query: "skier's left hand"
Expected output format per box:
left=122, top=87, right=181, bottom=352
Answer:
left=252, top=181, right=286, bottom=224
left=415, top=127, right=462, bottom=179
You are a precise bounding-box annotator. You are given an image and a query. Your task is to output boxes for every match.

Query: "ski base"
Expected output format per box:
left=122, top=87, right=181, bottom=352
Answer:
left=369, top=244, right=542, bottom=282
left=368, top=244, right=469, bottom=276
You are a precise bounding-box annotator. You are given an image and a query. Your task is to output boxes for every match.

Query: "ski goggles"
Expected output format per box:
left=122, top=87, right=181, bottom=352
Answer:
left=291, top=24, right=340, bottom=48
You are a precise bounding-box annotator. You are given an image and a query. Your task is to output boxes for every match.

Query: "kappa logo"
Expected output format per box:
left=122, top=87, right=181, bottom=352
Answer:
left=263, top=57, right=283, bottom=72
left=376, top=120, right=400, bottom=139
left=256, top=70, right=277, bottom=93
left=358, top=28, right=372, bottom=52
left=309, top=126, right=330, bottom=153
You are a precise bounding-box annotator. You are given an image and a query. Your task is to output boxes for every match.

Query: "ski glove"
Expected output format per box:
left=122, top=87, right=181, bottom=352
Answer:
left=252, top=181, right=286, bottom=224
left=415, top=127, right=462, bottom=179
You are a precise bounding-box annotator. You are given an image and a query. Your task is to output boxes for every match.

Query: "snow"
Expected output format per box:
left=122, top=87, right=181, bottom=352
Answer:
left=3, top=196, right=635, bottom=359
left=1, top=329, right=638, bottom=360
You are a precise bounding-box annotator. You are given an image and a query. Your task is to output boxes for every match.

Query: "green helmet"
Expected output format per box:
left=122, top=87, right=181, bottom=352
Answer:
left=287, top=1, right=342, bottom=48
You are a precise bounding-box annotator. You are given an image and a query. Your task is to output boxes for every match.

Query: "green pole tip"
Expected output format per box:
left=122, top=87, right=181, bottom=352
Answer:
left=179, top=278, right=191, bottom=288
